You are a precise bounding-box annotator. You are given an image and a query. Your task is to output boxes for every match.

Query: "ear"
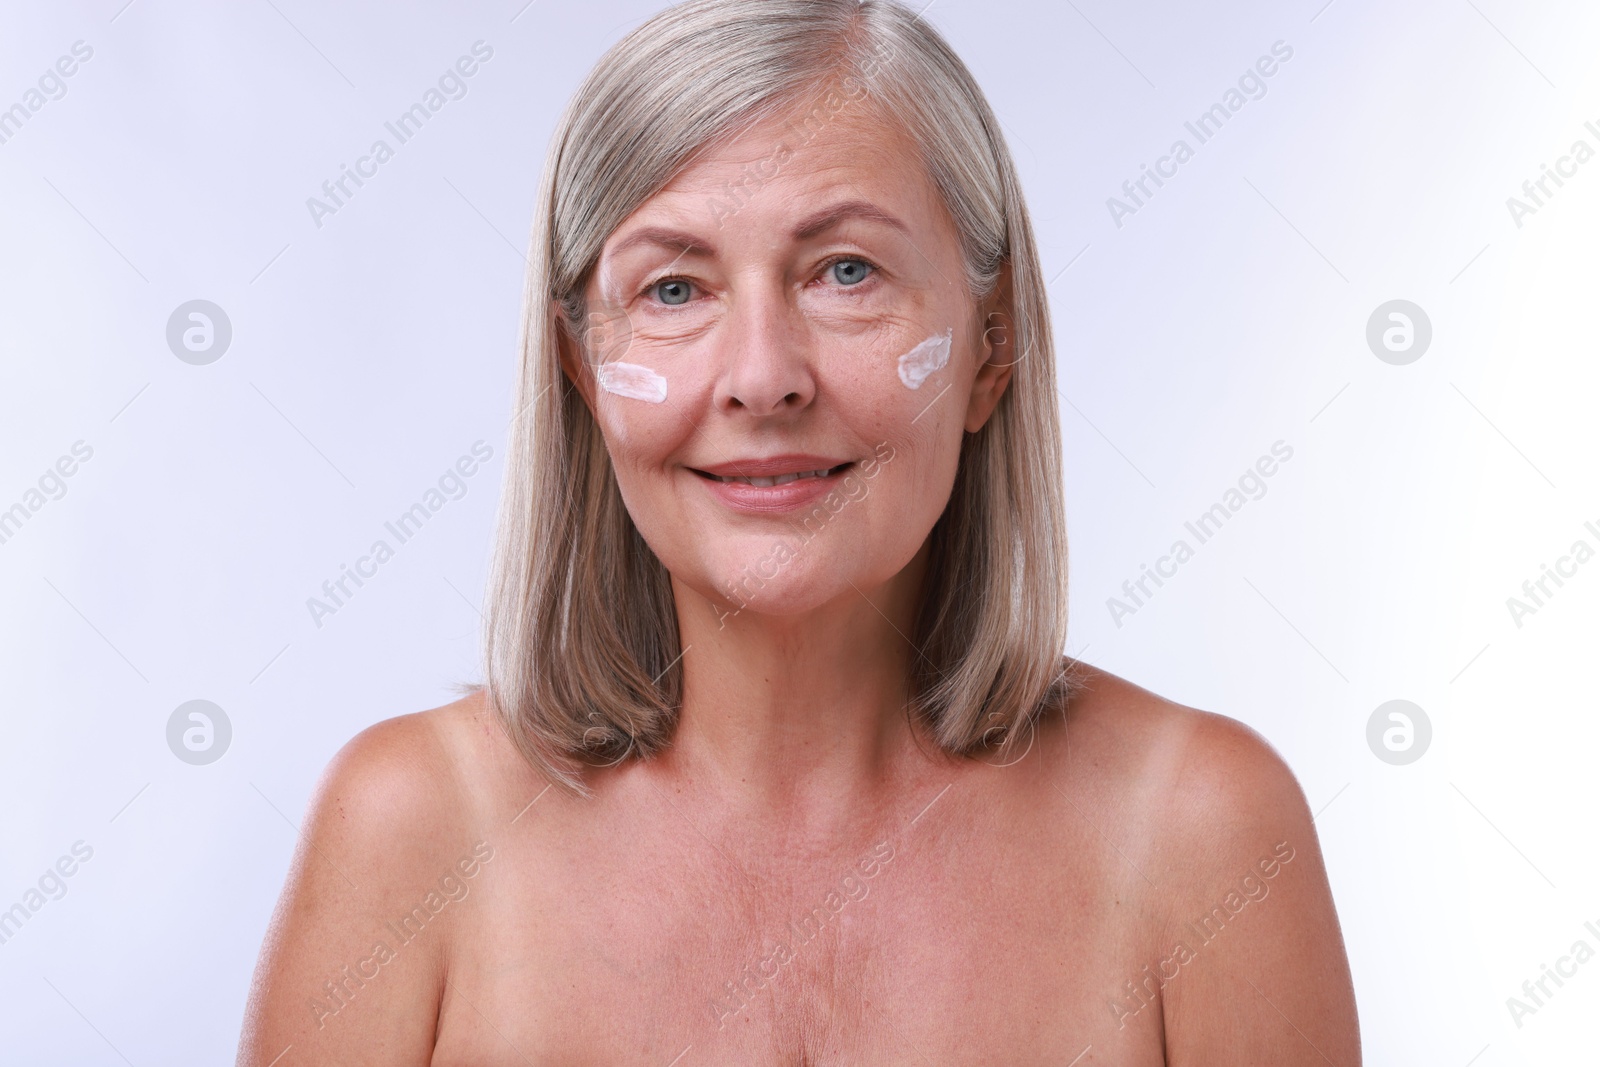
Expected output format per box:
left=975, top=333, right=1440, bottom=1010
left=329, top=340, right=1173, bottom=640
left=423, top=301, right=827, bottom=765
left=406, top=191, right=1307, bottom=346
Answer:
left=553, top=298, right=598, bottom=414
left=964, top=260, right=1017, bottom=434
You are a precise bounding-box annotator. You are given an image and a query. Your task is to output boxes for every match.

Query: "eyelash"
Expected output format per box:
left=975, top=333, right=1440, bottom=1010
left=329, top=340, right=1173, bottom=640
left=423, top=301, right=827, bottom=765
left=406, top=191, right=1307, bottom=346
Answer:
left=638, top=254, right=880, bottom=304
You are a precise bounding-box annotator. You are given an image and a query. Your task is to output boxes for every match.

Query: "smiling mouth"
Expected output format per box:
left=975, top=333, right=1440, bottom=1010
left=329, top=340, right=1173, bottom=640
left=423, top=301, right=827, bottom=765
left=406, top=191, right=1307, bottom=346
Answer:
left=692, top=462, right=852, bottom=487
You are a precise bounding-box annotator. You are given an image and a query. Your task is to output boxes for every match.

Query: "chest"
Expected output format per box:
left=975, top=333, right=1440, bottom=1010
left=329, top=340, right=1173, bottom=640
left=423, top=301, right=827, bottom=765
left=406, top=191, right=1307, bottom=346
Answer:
left=430, top=812, right=1168, bottom=1066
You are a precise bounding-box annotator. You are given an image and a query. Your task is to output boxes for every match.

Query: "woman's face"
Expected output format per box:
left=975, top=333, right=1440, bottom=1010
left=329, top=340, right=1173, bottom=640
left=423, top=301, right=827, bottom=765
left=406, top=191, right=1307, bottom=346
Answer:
left=563, top=97, right=1013, bottom=628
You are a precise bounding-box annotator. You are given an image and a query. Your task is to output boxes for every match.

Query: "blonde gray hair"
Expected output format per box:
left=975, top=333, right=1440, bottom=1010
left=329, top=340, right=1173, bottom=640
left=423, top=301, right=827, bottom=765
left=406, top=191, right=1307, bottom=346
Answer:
left=485, top=0, right=1071, bottom=794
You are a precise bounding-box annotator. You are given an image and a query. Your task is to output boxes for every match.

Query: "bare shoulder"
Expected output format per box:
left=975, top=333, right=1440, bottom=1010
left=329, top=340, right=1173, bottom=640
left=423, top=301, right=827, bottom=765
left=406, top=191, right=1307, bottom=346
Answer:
left=1046, top=661, right=1308, bottom=847
left=320, top=688, right=518, bottom=813
left=236, top=689, right=524, bottom=1066
left=293, top=690, right=503, bottom=868
left=1045, top=661, right=1360, bottom=1062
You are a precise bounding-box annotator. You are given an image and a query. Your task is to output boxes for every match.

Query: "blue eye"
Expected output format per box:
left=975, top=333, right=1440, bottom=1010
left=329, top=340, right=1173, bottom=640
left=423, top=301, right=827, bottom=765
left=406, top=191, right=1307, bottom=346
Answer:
left=654, top=279, right=691, bottom=305
left=831, top=259, right=872, bottom=285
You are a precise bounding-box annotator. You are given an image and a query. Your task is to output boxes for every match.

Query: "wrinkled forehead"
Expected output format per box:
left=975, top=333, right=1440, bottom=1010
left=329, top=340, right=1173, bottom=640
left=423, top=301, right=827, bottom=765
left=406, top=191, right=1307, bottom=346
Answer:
left=600, top=97, right=944, bottom=256
left=677, top=85, right=924, bottom=181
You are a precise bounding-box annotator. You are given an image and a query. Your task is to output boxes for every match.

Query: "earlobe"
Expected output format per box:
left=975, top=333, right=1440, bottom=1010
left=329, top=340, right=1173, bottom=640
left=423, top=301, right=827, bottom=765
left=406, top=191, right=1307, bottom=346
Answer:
left=965, top=308, right=1016, bottom=433
left=965, top=261, right=1017, bottom=433
left=965, top=349, right=1015, bottom=433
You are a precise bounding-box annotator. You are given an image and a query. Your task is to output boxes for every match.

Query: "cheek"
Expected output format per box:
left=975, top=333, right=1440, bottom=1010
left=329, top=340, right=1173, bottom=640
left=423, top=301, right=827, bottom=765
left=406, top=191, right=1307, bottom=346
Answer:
left=590, top=359, right=720, bottom=539
left=596, top=360, right=667, bottom=403
left=818, top=401, right=964, bottom=566
left=593, top=383, right=689, bottom=486
left=893, top=328, right=953, bottom=390
left=821, top=324, right=970, bottom=461
left=875, top=337, right=977, bottom=543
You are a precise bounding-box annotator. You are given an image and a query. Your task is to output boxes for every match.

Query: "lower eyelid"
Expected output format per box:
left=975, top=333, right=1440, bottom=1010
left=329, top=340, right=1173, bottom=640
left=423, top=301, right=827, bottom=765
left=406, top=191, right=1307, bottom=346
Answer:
left=818, top=272, right=877, bottom=291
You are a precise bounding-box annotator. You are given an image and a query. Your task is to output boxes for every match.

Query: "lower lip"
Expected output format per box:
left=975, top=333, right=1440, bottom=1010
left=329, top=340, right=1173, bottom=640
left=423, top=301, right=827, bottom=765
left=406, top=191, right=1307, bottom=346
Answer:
left=695, top=465, right=852, bottom=514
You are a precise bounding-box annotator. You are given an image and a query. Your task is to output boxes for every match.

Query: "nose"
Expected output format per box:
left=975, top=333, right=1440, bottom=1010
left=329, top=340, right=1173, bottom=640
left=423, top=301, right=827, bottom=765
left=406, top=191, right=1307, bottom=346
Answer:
left=714, top=288, right=816, bottom=417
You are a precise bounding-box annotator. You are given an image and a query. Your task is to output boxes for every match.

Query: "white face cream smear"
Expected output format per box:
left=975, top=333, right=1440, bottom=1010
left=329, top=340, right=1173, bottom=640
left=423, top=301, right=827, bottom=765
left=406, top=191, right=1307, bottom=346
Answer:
left=896, top=328, right=953, bottom=390
left=597, top=361, right=668, bottom=403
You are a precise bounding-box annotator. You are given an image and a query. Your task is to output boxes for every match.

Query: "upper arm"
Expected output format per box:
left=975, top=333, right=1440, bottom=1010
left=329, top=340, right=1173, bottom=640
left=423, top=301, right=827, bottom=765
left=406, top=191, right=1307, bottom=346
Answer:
left=1153, top=713, right=1360, bottom=1066
left=236, top=714, right=468, bottom=1067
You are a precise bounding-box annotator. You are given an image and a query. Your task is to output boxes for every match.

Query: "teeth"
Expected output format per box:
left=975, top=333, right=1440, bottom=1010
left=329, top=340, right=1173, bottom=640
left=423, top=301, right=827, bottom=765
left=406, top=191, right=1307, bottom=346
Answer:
left=714, top=467, right=835, bottom=486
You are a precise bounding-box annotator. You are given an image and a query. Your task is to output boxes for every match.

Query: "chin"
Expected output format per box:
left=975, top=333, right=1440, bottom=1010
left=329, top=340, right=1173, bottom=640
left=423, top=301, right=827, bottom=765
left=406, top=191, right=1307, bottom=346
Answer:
left=694, top=548, right=867, bottom=622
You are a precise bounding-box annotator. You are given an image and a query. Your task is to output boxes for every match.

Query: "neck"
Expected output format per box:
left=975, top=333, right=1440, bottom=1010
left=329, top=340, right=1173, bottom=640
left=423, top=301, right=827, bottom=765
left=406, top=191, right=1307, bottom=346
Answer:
left=659, top=546, right=937, bottom=821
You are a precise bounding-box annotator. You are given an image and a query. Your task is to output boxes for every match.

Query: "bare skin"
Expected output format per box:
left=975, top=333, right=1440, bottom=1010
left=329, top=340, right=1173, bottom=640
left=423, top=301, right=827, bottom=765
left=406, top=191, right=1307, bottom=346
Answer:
left=238, top=91, right=1360, bottom=1065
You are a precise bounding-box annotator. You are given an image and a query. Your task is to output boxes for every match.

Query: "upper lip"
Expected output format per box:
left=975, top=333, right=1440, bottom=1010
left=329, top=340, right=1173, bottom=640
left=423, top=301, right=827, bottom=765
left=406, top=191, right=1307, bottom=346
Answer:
left=691, top=454, right=852, bottom=478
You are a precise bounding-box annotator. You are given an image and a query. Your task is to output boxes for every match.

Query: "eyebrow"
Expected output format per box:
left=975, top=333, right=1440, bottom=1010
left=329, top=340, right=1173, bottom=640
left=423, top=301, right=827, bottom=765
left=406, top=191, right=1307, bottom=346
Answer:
left=608, top=228, right=714, bottom=259
left=791, top=199, right=910, bottom=240
left=606, top=199, right=909, bottom=260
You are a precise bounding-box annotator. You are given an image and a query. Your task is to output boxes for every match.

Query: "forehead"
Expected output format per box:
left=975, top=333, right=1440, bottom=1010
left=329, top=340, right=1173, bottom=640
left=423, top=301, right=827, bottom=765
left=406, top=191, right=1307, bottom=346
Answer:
left=626, top=96, right=943, bottom=228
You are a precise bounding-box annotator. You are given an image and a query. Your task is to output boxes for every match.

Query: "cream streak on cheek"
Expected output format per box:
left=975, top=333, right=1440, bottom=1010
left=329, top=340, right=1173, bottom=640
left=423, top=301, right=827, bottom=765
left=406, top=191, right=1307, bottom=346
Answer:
left=896, top=328, right=953, bottom=389
left=597, top=361, right=668, bottom=403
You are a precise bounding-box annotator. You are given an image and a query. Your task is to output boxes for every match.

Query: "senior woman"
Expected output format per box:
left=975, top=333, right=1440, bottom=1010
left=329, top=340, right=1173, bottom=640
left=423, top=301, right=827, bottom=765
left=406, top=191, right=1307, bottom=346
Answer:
left=239, top=1, right=1359, bottom=1063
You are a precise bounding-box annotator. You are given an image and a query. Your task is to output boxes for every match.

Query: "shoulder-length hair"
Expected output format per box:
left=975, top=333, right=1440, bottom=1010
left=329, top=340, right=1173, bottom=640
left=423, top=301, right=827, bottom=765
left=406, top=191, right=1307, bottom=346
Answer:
left=484, top=0, right=1071, bottom=795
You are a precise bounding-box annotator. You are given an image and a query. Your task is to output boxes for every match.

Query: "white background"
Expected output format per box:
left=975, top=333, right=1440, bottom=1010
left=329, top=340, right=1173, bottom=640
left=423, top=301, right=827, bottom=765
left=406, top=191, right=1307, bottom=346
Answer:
left=1, top=0, right=1597, bottom=1063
